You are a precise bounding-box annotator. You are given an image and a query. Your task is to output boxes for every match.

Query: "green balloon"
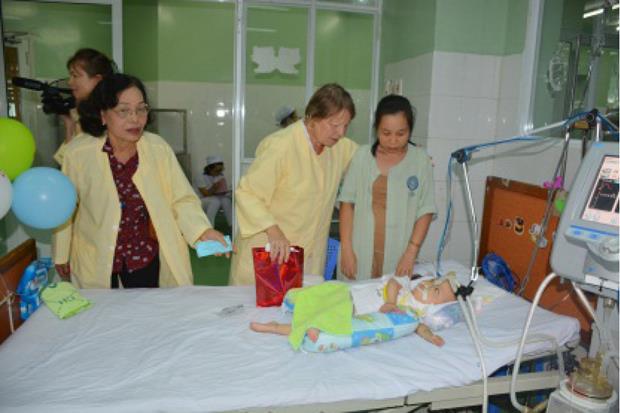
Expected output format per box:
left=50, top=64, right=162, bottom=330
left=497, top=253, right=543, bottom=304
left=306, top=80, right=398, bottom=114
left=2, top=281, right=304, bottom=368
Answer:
left=0, top=118, right=36, bottom=180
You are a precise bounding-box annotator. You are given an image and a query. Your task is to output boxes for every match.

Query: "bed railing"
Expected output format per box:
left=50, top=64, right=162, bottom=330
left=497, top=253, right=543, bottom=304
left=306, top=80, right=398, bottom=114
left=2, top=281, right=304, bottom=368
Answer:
left=0, top=238, right=36, bottom=344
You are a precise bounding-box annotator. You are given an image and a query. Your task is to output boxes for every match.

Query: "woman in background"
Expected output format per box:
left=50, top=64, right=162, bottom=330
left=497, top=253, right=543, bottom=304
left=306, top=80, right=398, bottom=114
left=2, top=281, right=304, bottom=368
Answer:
left=198, top=155, right=233, bottom=229
left=230, top=84, right=358, bottom=285
left=275, top=105, right=300, bottom=129
left=54, top=48, right=116, bottom=165
left=338, top=95, right=436, bottom=280
left=53, top=73, right=227, bottom=289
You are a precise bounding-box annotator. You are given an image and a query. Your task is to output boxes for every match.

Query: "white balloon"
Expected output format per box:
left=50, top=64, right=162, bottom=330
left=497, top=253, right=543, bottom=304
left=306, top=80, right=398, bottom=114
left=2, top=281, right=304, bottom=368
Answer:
left=0, top=171, right=12, bottom=220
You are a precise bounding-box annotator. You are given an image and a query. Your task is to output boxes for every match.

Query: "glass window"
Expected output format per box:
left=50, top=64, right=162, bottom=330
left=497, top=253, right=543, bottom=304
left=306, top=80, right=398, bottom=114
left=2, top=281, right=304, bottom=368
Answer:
left=315, top=9, right=374, bottom=144
left=531, top=0, right=618, bottom=133
left=243, top=5, right=308, bottom=159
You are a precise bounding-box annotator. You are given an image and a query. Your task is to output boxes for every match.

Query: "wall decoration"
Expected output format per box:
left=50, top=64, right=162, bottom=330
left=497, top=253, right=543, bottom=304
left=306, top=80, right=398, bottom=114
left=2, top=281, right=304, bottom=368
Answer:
left=251, top=46, right=300, bottom=74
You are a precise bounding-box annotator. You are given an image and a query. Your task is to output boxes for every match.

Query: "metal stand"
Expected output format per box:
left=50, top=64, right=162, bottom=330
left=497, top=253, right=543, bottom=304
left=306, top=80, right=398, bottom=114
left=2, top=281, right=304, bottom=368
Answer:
left=451, top=148, right=480, bottom=283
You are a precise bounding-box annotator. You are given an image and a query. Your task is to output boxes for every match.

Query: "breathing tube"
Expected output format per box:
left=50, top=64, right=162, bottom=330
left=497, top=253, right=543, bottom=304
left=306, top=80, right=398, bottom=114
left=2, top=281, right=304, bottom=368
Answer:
left=446, top=274, right=564, bottom=413
left=435, top=110, right=618, bottom=278
left=436, top=110, right=619, bottom=413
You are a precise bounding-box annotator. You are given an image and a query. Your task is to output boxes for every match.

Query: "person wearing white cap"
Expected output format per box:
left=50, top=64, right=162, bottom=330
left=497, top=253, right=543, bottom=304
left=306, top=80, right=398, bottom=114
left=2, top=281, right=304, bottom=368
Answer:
left=275, top=105, right=299, bottom=128
left=230, top=83, right=359, bottom=285
left=198, top=155, right=233, bottom=228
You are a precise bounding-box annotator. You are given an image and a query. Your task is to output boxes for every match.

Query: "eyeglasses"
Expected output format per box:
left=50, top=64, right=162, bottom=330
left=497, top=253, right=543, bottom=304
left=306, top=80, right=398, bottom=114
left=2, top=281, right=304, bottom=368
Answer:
left=112, top=105, right=149, bottom=119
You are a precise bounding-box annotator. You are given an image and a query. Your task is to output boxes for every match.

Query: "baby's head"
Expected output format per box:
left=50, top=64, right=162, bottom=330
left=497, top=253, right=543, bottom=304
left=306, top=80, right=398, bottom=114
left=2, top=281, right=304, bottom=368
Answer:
left=411, top=276, right=456, bottom=305
left=408, top=275, right=462, bottom=330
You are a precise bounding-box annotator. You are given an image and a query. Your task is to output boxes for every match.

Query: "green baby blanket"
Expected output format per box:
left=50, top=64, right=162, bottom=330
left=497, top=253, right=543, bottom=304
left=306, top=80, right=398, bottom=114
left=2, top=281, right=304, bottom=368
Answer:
left=288, top=281, right=352, bottom=350
left=41, top=282, right=92, bottom=319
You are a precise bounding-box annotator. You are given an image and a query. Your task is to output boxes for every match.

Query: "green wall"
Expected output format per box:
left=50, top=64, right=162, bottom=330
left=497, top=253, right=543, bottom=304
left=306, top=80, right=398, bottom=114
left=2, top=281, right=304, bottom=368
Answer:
left=4, top=0, right=374, bottom=88
left=314, top=10, right=373, bottom=89
left=124, top=0, right=234, bottom=83
left=381, top=0, right=527, bottom=65
left=381, top=0, right=436, bottom=64
left=123, top=0, right=159, bottom=81
left=502, top=0, right=528, bottom=54
left=158, top=0, right=234, bottom=83
left=435, top=0, right=509, bottom=55
left=124, top=1, right=373, bottom=89
left=2, top=1, right=112, bottom=79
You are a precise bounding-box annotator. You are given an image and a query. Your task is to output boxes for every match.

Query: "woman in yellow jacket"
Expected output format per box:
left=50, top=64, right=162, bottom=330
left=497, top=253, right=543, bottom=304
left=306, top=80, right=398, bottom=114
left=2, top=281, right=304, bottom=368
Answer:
left=53, top=74, right=227, bottom=289
left=230, top=84, right=358, bottom=285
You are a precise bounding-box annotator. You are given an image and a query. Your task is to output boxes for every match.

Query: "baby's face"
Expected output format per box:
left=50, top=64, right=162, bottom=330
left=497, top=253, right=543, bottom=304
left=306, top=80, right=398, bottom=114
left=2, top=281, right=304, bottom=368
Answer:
left=412, top=279, right=456, bottom=305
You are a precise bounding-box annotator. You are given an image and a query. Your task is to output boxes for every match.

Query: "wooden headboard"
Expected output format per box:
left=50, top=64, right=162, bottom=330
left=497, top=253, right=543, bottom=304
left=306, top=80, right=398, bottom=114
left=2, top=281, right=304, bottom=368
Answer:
left=479, top=177, right=595, bottom=344
left=0, top=239, right=37, bottom=344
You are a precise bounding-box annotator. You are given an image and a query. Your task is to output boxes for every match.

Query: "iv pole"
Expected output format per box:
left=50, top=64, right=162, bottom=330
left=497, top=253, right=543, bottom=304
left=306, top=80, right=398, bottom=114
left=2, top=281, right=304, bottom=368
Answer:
left=448, top=110, right=603, bottom=286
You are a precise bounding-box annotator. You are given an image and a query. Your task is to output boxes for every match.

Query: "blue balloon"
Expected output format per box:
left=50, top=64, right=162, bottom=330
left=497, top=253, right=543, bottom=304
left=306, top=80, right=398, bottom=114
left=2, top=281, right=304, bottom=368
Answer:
left=11, top=167, right=77, bottom=229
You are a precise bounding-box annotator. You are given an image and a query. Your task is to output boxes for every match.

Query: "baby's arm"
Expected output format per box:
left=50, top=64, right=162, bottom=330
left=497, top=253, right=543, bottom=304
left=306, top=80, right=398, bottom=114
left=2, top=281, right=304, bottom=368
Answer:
left=379, top=278, right=403, bottom=313
left=415, top=323, right=445, bottom=347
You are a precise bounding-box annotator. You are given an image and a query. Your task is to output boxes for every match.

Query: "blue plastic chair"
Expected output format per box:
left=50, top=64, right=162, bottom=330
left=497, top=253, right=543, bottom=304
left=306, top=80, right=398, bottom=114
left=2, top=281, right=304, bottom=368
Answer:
left=324, top=238, right=340, bottom=280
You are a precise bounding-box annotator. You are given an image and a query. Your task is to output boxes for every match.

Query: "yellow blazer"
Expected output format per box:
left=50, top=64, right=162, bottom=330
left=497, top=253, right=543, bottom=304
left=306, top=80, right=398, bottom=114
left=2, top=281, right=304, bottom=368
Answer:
left=230, top=120, right=357, bottom=285
left=53, top=132, right=211, bottom=288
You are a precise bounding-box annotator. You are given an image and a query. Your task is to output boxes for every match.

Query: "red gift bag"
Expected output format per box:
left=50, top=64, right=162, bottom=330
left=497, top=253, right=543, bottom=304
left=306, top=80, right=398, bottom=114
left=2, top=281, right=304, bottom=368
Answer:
left=253, top=246, right=304, bottom=307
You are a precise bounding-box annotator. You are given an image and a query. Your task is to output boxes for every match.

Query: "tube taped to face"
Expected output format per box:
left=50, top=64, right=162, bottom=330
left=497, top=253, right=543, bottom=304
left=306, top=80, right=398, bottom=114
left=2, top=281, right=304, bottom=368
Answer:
left=410, top=274, right=463, bottom=331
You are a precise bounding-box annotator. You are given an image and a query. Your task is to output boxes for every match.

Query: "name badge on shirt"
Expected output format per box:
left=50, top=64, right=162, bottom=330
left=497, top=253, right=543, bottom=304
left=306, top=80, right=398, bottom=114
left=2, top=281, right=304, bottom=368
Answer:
left=407, top=176, right=419, bottom=195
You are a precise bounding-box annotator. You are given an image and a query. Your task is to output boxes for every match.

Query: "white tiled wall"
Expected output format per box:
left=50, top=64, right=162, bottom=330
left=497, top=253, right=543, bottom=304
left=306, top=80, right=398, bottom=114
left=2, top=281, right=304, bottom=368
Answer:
left=425, top=52, right=502, bottom=265
left=384, top=53, right=433, bottom=144
left=403, top=50, right=583, bottom=267
left=385, top=50, right=579, bottom=267
left=150, top=82, right=372, bottom=188
left=148, top=81, right=234, bottom=187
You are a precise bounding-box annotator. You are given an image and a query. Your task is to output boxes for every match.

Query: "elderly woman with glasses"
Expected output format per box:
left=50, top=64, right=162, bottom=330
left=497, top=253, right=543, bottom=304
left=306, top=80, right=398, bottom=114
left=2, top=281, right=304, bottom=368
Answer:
left=53, top=73, right=228, bottom=289
left=230, top=83, right=358, bottom=285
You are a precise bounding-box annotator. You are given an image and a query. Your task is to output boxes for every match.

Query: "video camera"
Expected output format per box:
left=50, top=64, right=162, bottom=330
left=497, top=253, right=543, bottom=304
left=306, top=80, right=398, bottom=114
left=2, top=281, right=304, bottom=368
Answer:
left=11, top=76, right=75, bottom=115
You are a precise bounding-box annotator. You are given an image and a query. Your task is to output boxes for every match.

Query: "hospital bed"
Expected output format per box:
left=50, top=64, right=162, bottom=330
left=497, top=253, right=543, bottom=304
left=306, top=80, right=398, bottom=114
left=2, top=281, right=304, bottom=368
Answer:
left=0, top=260, right=579, bottom=413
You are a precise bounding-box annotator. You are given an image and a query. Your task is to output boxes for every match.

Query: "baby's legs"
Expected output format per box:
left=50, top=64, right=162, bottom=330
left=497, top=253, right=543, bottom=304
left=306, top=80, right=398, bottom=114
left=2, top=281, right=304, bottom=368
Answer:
left=250, top=321, right=291, bottom=335
left=249, top=322, right=320, bottom=342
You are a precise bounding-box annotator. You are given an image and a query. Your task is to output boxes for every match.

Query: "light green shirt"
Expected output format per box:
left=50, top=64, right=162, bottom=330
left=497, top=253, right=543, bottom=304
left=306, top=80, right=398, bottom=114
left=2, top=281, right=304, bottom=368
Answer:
left=337, top=144, right=437, bottom=280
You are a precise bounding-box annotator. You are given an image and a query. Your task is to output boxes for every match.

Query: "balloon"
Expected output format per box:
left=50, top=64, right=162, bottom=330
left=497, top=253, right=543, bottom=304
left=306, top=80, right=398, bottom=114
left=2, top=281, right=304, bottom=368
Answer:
left=0, top=171, right=12, bottom=219
left=11, top=167, right=77, bottom=229
left=0, top=118, right=36, bottom=180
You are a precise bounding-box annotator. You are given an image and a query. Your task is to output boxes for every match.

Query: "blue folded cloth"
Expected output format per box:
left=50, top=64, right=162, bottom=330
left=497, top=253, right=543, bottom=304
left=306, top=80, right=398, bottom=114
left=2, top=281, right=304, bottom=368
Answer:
left=196, top=235, right=232, bottom=257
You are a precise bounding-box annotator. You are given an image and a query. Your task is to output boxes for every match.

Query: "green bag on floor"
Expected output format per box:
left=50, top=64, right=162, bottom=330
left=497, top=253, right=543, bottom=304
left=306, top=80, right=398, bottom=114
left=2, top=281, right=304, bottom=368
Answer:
left=41, top=282, right=92, bottom=319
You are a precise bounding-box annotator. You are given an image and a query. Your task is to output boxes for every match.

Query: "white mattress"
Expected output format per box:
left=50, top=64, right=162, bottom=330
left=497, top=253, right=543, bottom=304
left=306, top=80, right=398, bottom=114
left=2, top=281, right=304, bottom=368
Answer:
left=0, top=260, right=580, bottom=413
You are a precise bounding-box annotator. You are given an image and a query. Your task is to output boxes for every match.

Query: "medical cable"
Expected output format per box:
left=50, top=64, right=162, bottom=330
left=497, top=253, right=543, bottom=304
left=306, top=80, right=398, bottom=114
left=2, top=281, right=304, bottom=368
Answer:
left=455, top=288, right=564, bottom=413
left=510, top=272, right=559, bottom=412
left=435, top=135, right=547, bottom=276
left=463, top=296, right=564, bottom=375
left=519, top=111, right=618, bottom=295
left=435, top=110, right=614, bottom=279
left=462, top=292, right=565, bottom=413
left=449, top=277, right=488, bottom=413
left=518, top=129, right=572, bottom=295
left=571, top=282, right=619, bottom=369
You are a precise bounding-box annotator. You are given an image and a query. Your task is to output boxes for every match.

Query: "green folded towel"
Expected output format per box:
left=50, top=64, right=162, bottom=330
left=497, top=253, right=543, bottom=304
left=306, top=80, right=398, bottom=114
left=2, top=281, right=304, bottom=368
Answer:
left=288, top=281, right=352, bottom=350
left=41, top=282, right=92, bottom=319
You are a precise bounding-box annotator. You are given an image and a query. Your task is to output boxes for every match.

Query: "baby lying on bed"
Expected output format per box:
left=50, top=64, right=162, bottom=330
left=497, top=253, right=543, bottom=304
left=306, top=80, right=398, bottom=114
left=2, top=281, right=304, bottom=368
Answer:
left=250, top=275, right=459, bottom=351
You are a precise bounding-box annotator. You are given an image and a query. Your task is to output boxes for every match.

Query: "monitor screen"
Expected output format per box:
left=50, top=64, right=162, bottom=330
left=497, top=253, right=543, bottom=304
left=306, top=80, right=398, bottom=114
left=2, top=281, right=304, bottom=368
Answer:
left=581, top=155, right=619, bottom=226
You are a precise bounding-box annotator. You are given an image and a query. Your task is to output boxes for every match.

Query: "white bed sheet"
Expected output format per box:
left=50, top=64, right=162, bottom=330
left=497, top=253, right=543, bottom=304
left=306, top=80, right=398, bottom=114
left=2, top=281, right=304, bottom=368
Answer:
left=0, top=260, right=579, bottom=413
